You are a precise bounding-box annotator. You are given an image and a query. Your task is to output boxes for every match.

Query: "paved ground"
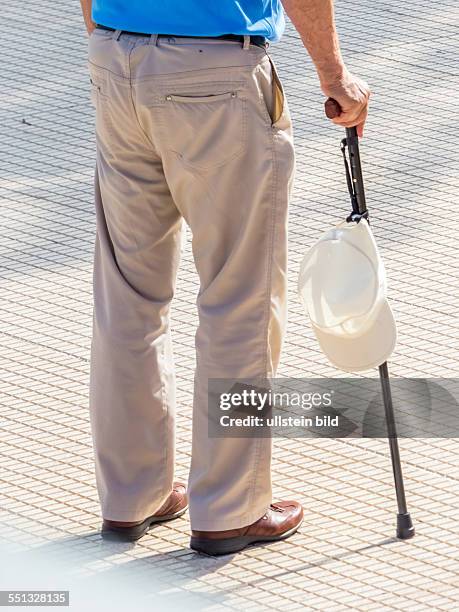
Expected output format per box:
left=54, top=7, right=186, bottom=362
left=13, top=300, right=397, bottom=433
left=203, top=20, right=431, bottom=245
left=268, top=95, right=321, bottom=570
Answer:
left=1, top=0, right=459, bottom=610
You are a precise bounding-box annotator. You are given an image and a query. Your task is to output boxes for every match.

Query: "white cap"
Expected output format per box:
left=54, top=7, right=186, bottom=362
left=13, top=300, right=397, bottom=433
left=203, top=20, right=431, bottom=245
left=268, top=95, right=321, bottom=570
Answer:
left=298, top=219, right=396, bottom=372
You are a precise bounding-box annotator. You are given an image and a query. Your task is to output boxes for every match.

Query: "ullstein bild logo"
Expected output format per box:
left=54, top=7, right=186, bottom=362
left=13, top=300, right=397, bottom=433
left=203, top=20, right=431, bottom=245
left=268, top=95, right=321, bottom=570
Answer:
left=220, top=413, right=339, bottom=428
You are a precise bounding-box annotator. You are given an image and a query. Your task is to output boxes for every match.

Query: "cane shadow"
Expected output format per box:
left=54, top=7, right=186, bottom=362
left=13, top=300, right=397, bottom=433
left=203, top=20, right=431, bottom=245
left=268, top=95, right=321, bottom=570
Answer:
left=240, top=536, right=399, bottom=587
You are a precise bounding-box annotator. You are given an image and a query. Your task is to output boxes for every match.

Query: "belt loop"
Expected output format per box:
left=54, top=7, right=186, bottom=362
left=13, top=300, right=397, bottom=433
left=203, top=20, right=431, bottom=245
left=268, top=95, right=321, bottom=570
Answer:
left=242, top=35, right=250, bottom=50
left=149, top=33, right=159, bottom=46
left=112, top=29, right=122, bottom=41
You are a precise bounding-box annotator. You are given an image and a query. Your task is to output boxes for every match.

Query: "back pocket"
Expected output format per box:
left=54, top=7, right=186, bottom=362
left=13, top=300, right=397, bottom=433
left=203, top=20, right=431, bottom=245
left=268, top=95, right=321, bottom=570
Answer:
left=160, top=89, right=247, bottom=171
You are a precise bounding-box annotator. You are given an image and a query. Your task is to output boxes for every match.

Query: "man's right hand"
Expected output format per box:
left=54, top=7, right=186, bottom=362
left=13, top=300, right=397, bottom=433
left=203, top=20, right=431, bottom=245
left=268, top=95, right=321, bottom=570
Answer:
left=320, top=68, right=370, bottom=137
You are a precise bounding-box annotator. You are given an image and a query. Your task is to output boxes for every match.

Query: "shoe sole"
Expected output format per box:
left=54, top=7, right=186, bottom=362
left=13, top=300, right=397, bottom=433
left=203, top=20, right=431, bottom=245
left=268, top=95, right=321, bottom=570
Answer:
left=190, top=517, right=303, bottom=556
left=101, top=505, right=189, bottom=542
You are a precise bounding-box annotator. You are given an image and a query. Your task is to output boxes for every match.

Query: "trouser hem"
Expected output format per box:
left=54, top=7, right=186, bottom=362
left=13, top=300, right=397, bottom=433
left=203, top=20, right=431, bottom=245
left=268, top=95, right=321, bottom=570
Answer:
left=101, top=492, right=172, bottom=522
left=189, top=500, right=271, bottom=531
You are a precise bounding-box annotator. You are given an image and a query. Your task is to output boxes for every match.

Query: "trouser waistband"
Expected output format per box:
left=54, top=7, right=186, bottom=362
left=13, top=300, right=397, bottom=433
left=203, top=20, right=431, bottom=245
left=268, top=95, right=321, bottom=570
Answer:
left=95, top=24, right=267, bottom=49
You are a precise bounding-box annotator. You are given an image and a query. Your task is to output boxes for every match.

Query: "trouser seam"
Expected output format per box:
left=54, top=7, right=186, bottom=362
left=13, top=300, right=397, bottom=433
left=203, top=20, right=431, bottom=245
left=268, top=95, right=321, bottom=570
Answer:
left=127, top=43, right=160, bottom=151
left=159, top=335, right=170, bottom=506
left=263, top=129, right=278, bottom=378
left=246, top=120, right=277, bottom=514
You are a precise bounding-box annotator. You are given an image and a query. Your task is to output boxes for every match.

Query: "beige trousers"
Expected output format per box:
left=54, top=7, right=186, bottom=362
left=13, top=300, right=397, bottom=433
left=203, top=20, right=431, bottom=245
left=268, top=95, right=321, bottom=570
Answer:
left=88, top=28, right=295, bottom=530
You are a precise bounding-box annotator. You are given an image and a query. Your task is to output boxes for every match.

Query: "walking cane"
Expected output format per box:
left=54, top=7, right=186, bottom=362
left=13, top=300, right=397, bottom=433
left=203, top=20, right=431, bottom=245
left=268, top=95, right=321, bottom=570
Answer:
left=324, top=98, right=415, bottom=539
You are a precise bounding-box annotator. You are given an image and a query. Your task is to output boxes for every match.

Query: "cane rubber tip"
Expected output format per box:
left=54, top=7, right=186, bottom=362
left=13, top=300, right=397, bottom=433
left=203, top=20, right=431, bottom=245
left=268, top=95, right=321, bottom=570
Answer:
left=396, top=513, right=415, bottom=539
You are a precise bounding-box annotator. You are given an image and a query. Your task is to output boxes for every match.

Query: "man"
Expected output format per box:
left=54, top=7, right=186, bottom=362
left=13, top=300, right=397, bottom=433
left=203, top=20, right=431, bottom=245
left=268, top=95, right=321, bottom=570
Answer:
left=80, top=0, right=369, bottom=555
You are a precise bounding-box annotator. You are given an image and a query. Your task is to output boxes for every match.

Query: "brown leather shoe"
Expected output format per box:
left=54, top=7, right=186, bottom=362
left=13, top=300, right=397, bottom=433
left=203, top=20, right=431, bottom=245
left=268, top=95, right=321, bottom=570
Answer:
left=190, top=500, right=303, bottom=555
left=101, top=482, right=188, bottom=542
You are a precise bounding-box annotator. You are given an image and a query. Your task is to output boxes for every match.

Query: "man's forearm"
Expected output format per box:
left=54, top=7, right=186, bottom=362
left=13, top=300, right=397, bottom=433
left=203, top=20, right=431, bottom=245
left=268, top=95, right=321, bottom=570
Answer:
left=80, top=0, right=95, bottom=34
left=282, top=0, right=370, bottom=136
left=282, top=0, right=345, bottom=84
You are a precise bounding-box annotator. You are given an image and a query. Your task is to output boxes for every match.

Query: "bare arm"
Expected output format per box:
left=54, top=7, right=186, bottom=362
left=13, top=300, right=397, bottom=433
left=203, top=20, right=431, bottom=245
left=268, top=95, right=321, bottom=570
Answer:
left=282, top=0, right=370, bottom=136
left=80, top=0, right=96, bottom=35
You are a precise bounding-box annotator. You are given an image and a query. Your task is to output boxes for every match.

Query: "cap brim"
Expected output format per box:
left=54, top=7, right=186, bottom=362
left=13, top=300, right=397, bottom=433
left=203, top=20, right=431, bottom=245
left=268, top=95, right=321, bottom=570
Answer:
left=311, top=300, right=397, bottom=373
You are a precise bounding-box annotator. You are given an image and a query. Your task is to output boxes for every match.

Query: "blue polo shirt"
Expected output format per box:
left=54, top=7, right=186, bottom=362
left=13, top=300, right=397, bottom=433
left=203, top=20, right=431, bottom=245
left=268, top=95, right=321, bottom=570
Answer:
left=92, top=1, right=285, bottom=43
